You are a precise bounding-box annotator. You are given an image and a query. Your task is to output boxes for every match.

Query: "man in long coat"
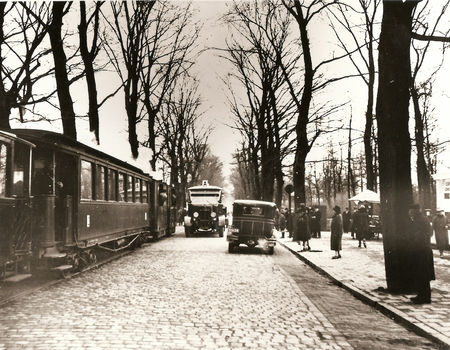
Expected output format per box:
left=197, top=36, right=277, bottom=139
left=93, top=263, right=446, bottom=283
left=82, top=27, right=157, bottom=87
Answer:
left=409, top=204, right=435, bottom=304
left=432, top=209, right=448, bottom=258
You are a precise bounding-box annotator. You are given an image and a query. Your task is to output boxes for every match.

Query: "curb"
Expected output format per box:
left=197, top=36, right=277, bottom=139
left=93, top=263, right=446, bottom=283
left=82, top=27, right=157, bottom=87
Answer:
left=278, top=240, right=450, bottom=350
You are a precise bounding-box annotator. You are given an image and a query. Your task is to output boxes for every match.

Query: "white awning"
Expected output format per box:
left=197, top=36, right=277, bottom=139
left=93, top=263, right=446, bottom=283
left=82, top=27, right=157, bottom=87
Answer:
left=349, top=189, right=380, bottom=203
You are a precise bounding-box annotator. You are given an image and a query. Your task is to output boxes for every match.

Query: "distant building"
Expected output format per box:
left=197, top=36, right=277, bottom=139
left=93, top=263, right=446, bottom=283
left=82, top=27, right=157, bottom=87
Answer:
left=433, top=172, right=450, bottom=214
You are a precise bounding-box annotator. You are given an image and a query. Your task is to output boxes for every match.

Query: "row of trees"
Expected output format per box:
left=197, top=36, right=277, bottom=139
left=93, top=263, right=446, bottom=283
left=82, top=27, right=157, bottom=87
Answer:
left=0, top=1, right=222, bottom=206
left=227, top=0, right=448, bottom=211
left=226, top=0, right=449, bottom=292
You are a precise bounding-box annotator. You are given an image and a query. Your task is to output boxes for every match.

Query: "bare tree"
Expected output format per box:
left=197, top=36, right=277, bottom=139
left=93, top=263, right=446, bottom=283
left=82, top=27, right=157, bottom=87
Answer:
left=376, top=0, right=418, bottom=293
left=139, top=1, right=200, bottom=170
left=223, top=1, right=297, bottom=203
left=410, top=0, right=450, bottom=209
left=48, top=2, right=78, bottom=139
left=155, top=77, right=209, bottom=208
left=104, top=1, right=155, bottom=158
left=328, top=0, right=381, bottom=191
left=0, top=3, right=53, bottom=128
left=78, top=1, right=104, bottom=143
left=281, top=0, right=353, bottom=208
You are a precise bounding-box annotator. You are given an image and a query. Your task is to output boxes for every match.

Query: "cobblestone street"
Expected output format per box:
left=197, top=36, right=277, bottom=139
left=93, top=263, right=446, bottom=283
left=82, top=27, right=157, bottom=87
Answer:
left=0, top=228, right=442, bottom=349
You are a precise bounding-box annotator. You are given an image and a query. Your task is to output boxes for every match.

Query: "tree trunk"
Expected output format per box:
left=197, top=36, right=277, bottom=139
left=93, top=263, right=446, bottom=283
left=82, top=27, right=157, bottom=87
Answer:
left=293, top=4, right=312, bottom=209
left=79, top=2, right=100, bottom=144
left=376, top=0, right=417, bottom=293
left=49, top=2, right=77, bottom=140
left=0, top=96, right=12, bottom=130
left=410, top=84, right=432, bottom=210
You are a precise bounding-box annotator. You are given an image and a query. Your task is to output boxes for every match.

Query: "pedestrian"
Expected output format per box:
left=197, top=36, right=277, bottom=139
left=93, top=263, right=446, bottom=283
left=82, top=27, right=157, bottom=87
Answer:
left=408, top=203, right=435, bottom=304
left=286, top=209, right=294, bottom=238
left=432, top=209, right=448, bottom=258
left=342, top=207, right=351, bottom=233
left=279, top=210, right=287, bottom=238
left=294, top=204, right=311, bottom=251
left=310, top=207, right=321, bottom=238
left=353, top=205, right=369, bottom=248
left=330, top=205, right=343, bottom=259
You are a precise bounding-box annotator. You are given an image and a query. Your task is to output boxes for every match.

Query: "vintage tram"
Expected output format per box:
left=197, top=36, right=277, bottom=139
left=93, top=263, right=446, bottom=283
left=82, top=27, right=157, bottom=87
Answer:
left=183, top=181, right=226, bottom=237
left=0, top=129, right=176, bottom=280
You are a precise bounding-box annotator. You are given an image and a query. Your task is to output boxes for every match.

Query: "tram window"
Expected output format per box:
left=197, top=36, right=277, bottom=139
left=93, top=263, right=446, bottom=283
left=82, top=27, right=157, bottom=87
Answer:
left=108, top=169, right=117, bottom=201
left=80, top=161, right=93, bottom=200
left=12, top=142, right=30, bottom=197
left=135, top=179, right=142, bottom=203
left=95, top=165, right=106, bottom=200
left=128, top=176, right=135, bottom=202
left=32, top=149, right=53, bottom=195
left=118, top=173, right=126, bottom=202
left=0, top=143, right=9, bottom=197
left=142, top=181, right=148, bottom=203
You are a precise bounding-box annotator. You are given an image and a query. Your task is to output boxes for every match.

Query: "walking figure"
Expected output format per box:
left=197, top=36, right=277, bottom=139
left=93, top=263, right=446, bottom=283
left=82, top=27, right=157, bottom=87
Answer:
left=432, top=209, right=448, bottom=258
left=353, top=205, right=369, bottom=248
left=330, top=206, right=343, bottom=259
left=409, top=203, right=435, bottom=304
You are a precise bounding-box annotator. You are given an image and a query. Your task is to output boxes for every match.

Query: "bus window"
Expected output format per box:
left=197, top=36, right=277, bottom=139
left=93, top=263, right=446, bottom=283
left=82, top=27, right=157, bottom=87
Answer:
left=80, top=160, right=93, bottom=200
left=12, top=142, right=30, bottom=197
left=118, top=173, right=126, bottom=202
left=108, top=169, right=117, bottom=201
left=0, top=142, right=9, bottom=197
left=96, top=165, right=106, bottom=200
left=142, top=181, right=148, bottom=203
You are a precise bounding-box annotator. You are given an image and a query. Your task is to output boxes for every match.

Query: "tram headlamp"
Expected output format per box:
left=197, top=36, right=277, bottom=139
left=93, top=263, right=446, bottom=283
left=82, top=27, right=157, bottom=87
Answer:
left=211, top=212, right=217, bottom=218
left=193, top=212, right=199, bottom=218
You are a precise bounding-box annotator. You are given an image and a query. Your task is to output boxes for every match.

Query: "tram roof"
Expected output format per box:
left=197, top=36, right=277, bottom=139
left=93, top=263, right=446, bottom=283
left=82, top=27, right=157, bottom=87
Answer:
left=233, top=199, right=277, bottom=207
left=0, top=129, right=36, bottom=148
left=12, top=129, right=148, bottom=177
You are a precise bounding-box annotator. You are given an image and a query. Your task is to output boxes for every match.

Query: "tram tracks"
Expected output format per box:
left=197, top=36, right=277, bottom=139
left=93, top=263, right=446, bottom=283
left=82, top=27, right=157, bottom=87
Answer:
left=0, top=245, right=143, bottom=308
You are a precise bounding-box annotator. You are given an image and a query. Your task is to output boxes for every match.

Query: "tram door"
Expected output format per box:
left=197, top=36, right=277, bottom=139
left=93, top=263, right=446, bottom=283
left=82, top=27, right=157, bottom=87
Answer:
left=54, top=152, right=77, bottom=244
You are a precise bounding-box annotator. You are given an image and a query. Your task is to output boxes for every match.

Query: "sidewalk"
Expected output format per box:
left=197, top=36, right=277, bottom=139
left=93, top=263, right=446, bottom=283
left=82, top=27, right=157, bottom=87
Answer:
left=277, top=231, right=450, bottom=349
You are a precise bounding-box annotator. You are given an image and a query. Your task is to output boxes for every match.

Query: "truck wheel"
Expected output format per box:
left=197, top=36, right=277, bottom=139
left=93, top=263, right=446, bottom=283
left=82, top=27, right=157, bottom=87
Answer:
left=228, top=243, right=235, bottom=253
left=268, top=246, right=274, bottom=255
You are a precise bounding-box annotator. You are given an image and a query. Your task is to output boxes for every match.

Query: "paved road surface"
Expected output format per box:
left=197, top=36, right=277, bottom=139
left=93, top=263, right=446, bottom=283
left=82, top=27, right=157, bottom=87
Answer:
left=0, top=229, right=440, bottom=349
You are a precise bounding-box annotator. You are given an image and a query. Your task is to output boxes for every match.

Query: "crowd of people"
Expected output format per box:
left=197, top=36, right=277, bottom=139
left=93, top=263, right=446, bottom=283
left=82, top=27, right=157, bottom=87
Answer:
left=276, top=202, right=448, bottom=304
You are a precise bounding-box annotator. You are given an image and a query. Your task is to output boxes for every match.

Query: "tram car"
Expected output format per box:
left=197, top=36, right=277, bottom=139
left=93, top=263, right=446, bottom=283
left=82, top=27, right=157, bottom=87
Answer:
left=183, top=180, right=226, bottom=237
left=0, top=129, right=176, bottom=280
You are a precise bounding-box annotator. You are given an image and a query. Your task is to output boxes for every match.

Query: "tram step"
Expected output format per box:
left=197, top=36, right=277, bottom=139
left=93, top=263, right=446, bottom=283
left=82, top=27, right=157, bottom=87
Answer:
left=3, top=274, right=32, bottom=283
left=51, top=265, right=72, bottom=271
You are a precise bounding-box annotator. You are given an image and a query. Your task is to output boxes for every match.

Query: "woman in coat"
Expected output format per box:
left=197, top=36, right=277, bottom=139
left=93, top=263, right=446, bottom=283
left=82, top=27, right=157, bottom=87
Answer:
left=331, top=206, right=343, bottom=259
left=432, top=209, right=448, bottom=258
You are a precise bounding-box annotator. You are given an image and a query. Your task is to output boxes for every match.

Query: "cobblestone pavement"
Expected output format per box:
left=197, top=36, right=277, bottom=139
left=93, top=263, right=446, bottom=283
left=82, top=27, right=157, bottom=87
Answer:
left=279, top=231, right=450, bottom=349
left=0, top=228, right=442, bottom=350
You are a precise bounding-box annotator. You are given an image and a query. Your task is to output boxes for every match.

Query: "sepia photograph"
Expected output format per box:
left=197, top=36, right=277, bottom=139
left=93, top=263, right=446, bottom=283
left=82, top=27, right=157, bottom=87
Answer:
left=0, top=1, right=449, bottom=349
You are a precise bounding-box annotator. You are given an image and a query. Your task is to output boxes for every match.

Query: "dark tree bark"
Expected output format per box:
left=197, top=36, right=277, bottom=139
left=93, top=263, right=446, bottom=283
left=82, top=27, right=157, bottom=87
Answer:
left=49, top=2, right=76, bottom=139
left=376, top=0, right=418, bottom=293
left=79, top=1, right=103, bottom=144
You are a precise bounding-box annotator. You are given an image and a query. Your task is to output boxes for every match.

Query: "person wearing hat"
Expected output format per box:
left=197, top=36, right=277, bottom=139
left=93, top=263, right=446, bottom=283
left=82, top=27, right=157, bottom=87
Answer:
left=408, top=203, right=435, bottom=304
left=432, top=209, right=448, bottom=258
left=330, top=205, right=343, bottom=259
left=294, top=204, right=311, bottom=251
left=353, top=204, right=369, bottom=248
